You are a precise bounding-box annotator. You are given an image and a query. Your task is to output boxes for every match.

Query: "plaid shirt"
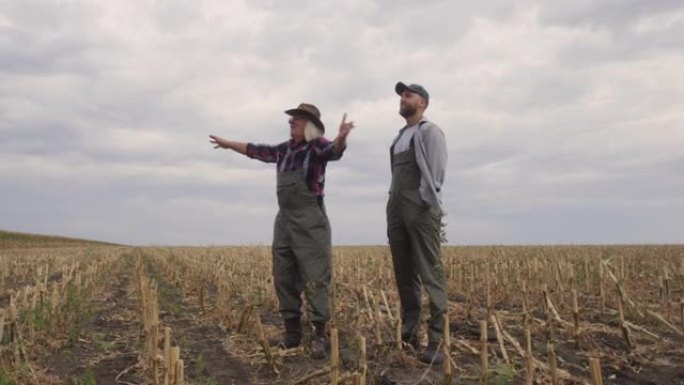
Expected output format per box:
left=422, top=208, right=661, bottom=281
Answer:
left=246, top=138, right=344, bottom=197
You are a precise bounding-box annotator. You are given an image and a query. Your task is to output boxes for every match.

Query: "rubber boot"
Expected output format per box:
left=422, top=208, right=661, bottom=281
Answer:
left=310, top=321, right=327, bottom=359
left=268, top=317, right=302, bottom=348
left=419, top=340, right=444, bottom=365
left=401, top=329, right=421, bottom=352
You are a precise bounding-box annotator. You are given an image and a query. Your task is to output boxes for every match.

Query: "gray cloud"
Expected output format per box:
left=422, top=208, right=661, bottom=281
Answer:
left=1, top=1, right=682, bottom=245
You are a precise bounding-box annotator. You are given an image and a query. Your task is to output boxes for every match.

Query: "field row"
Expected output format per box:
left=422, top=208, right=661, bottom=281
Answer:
left=1, top=245, right=683, bottom=384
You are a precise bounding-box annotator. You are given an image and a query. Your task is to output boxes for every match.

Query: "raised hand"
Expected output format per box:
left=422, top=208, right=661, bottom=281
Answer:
left=338, top=113, right=355, bottom=138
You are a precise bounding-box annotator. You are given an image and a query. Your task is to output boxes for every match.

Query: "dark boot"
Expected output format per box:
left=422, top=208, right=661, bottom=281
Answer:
left=401, top=329, right=421, bottom=352
left=419, top=341, right=444, bottom=365
left=268, top=317, right=302, bottom=348
left=310, top=321, right=327, bottom=359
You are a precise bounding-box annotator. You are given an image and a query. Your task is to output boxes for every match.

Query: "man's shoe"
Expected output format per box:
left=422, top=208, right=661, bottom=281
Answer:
left=419, top=341, right=444, bottom=365
left=311, top=335, right=327, bottom=359
left=310, top=321, right=327, bottom=359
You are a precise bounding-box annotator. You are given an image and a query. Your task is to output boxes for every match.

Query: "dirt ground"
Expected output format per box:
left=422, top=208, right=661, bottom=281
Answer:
left=3, top=245, right=684, bottom=385
left=139, top=255, right=684, bottom=385
left=31, top=256, right=252, bottom=385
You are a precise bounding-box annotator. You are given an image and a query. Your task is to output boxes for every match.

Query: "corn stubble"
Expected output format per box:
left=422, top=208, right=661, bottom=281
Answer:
left=1, top=244, right=683, bottom=384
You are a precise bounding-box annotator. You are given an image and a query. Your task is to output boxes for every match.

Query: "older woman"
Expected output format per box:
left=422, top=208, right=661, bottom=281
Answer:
left=209, top=103, right=354, bottom=359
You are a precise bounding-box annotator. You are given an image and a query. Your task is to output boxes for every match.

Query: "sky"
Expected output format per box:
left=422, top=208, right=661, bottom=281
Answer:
left=1, top=1, right=683, bottom=246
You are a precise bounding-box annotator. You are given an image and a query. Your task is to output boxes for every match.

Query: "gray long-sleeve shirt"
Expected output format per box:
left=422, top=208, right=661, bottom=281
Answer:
left=390, top=117, right=448, bottom=213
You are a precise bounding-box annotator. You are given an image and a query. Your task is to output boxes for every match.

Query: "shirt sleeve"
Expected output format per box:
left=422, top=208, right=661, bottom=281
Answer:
left=414, top=122, right=447, bottom=210
left=246, top=142, right=283, bottom=163
left=312, top=137, right=344, bottom=161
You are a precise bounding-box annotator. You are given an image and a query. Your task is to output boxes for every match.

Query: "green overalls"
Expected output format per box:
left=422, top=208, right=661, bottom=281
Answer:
left=387, top=135, right=448, bottom=343
left=272, top=169, right=331, bottom=324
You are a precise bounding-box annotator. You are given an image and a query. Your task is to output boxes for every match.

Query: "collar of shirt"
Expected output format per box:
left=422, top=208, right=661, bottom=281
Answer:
left=288, top=138, right=312, bottom=150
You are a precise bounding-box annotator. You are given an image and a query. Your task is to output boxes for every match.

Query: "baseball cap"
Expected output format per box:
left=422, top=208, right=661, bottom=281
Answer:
left=395, top=82, right=429, bottom=106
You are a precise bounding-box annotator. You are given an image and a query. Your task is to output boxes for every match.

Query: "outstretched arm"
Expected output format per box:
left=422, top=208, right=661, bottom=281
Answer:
left=209, top=135, right=248, bottom=155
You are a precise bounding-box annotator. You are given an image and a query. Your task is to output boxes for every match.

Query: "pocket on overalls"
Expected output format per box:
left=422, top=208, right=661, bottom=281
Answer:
left=400, top=189, right=429, bottom=211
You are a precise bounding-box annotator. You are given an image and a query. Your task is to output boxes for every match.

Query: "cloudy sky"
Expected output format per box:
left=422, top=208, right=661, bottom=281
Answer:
left=1, top=1, right=683, bottom=246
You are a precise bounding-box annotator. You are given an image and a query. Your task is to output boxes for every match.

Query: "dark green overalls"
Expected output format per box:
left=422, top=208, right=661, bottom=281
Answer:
left=272, top=169, right=331, bottom=324
left=387, top=134, right=448, bottom=343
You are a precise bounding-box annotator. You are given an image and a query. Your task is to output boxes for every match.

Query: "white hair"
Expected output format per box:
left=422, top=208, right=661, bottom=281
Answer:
left=304, top=121, right=322, bottom=142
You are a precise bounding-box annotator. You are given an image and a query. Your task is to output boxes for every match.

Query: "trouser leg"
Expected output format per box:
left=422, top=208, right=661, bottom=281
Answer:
left=406, top=206, right=448, bottom=342
left=388, top=201, right=422, bottom=342
left=292, top=207, right=332, bottom=323
left=272, top=212, right=304, bottom=320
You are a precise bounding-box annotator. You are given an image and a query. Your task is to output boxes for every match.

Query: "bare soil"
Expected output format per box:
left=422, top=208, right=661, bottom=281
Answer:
left=4, top=243, right=683, bottom=385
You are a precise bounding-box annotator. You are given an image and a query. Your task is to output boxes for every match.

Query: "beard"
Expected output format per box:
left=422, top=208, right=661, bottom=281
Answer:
left=399, top=103, right=417, bottom=118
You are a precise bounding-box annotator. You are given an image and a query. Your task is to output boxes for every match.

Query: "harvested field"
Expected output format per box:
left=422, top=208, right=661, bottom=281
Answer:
left=1, top=233, right=682, bottom=384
